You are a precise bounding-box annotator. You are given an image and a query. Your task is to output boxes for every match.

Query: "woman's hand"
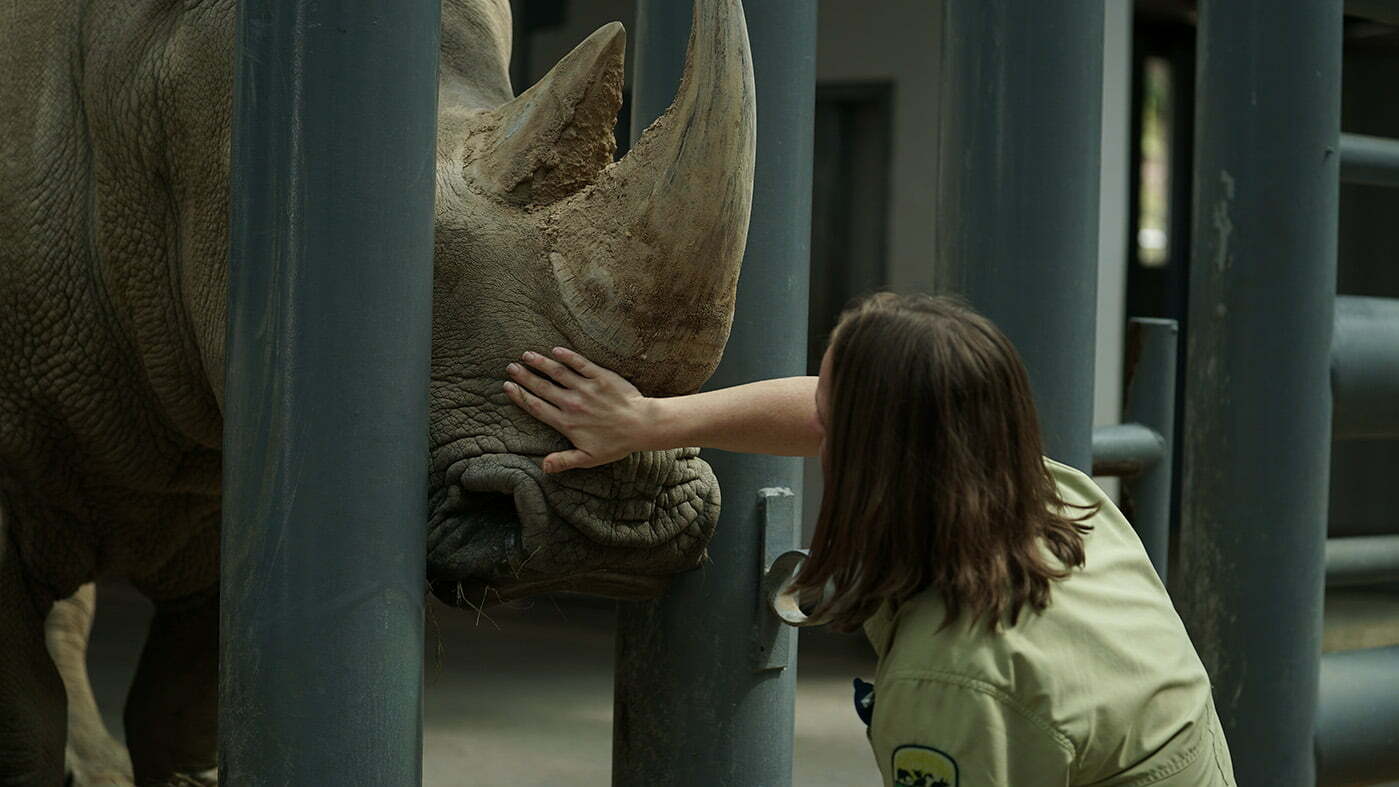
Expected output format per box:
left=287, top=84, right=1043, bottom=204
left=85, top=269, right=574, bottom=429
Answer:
left=503, top=347, right=656, bottom=473
left=506, top=347, right=822, bottom=467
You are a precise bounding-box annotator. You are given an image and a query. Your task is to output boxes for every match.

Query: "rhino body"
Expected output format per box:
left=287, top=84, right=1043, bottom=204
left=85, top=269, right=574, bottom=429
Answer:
left=0, top=0, right=755, bottom=783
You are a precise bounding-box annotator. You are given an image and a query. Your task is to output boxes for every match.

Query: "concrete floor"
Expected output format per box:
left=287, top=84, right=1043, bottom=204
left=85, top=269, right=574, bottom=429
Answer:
left=86, top=582, right=881, bottom=786
left=84, top=581, right=1399, bottom=786
left=1323, top=585, right=1399, bottom=652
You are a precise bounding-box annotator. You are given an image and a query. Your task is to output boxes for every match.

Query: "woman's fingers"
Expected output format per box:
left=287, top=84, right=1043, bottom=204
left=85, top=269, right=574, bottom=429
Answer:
left=507, top=362, right=569, bottom=405
left=503, top=380, right=565, bottom=430
left=551, top=347, right=602, bottom=379
left=552, top=347, right=641, bottom=398
left=520, top=350, right=586, bottom=388
left=541, top=448, right=598, bottom=474
left=506, top=346, right=647, bottom=475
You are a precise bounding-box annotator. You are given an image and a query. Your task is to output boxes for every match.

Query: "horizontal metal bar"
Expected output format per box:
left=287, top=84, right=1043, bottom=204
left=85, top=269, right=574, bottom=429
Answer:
left=1344, top=0, right=1399, bottom=24
left=1315, top=646, right=1399, bottom=786
left=1090, top=423, right=1165, bottom=478
left=1332, top=296, right=1399, bottom=439
left=1340, top=133, right=1399, bottom=188
left=1326, top=535, right=1399, bottom=587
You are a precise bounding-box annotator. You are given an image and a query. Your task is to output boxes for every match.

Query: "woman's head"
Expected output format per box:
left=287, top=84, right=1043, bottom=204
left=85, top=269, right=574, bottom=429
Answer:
left=794, top=292, right=1093, bottom=632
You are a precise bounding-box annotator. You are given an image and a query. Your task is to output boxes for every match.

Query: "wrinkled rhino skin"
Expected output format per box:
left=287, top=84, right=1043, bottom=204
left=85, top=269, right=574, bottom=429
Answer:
left=0, top=0, right=755, bottom=783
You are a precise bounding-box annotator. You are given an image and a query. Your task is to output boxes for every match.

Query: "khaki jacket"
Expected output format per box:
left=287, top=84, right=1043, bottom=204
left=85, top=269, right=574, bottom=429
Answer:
left=863, top=459, right=1236, bottom=786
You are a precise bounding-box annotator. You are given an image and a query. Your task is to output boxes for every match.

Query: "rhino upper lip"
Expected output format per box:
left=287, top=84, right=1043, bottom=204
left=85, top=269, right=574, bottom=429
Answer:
left=438, top=446, right=709, bottom=544
left=428, top=446, right=715, bottom=603
left=445, top=453, right=549, bottom=531
left=432, top=451, right=677, bottom=602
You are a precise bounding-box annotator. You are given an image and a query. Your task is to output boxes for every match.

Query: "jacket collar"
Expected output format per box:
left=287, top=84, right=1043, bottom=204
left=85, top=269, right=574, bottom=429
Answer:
left=862, top=601, right=899, bottom=660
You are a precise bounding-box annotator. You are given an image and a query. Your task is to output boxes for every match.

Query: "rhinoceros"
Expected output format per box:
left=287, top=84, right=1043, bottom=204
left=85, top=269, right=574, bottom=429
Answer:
left=0, top=0, right=755, bottom=781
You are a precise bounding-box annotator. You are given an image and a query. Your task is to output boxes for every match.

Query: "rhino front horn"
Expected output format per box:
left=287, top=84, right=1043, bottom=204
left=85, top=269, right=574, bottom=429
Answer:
left=546, top=0, right=757, bottom=396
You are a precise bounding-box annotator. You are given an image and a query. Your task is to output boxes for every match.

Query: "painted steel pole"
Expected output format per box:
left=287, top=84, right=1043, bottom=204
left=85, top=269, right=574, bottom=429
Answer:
left=934, top=0, right=1105, bottom=472
left=1121, top=318, right=1177, bottom=581
left=1174, top=1, right=1341, bottom=784
left=1090, top=319, right=1178, bottom=581
left=612, top=2, right=815, bottom=785
left=221, top=1, right=439, bottom=783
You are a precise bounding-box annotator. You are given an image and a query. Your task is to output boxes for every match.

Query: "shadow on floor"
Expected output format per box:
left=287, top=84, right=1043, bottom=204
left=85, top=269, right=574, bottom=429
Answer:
left=86, top=581, right=880, bottom=786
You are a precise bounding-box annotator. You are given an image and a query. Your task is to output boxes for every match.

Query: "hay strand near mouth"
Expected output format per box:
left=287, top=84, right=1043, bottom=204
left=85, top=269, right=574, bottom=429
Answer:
left=459, top=584, right=501, bottom=630
left=513, top=544, right=545, bottom=579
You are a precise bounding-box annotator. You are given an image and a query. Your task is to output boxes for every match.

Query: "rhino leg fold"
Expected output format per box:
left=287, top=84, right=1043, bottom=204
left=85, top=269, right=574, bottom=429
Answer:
left=123, top=589, right=218, bottom=786
left=45, top=583, right=135, bottom=786
left=0, top=509, right=66, bottom=787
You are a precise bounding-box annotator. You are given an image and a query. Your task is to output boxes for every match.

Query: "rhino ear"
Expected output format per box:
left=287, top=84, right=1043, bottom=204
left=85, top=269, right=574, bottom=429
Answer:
left=466, top=22, right=625, bottom=206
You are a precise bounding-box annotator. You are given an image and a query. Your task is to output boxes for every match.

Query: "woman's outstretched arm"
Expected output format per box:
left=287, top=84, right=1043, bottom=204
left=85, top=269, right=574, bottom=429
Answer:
left=503, top=347, right=821, bottom=473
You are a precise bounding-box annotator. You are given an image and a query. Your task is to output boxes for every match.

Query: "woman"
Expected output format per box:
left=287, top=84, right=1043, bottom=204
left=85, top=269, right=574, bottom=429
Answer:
left=503, top=293, right=1235, bottom=786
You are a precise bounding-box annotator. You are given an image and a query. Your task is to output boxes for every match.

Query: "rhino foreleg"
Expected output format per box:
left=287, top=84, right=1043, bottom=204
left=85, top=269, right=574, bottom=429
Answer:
left=44, top=583, right=135, bottom=786
left=0, top=509, right=66, bottom=787
left=123, top=588, right=218, bottom=786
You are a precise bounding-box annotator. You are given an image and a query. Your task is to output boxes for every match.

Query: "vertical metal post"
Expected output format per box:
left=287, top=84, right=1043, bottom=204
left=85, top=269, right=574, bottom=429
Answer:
left=1175, top=1, right=1341, bottom=784
left=935, top=0, right=1105, bottom=471
left=1121, top=318, right=1177, bottom=581
left=221, top=1, right=439, bottom=783
left=612, top=2, right=815, bottom=785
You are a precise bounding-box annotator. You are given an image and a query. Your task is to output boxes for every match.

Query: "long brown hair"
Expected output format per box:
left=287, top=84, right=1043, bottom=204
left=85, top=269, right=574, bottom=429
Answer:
left=792, top=293, right=1096, bottom=632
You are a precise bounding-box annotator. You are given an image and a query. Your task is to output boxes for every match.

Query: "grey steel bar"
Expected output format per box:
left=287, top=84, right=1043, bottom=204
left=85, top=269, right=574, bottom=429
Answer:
left=1119, top=320, right=1178, bottom=582
left=1119, top=319, right=1178, bottom=581
left=612, top=2, right=814, bottom=785
left=1326, top=535, right=1399, bottom=587
left=1174, top=2, right=1341, bottom=784
left=221, top=1, right=438, bottom=783
left=1332, top=296, right=1399, bottom=439
left=1315, top=646, right=1399, bottom=786
left=1339, top=133, right=1399, bottom=188
left=1091, top=424, right=1164, bottom=478
left=935, top=0, right=1104, bottom=472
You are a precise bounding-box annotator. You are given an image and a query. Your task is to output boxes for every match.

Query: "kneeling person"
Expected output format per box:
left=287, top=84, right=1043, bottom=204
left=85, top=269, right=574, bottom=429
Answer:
left=503, top=292, right=1236, bottom=786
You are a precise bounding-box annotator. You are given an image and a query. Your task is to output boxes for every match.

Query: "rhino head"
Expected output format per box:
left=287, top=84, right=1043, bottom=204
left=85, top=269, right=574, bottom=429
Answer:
left=425, top=0, right=755, bottom=606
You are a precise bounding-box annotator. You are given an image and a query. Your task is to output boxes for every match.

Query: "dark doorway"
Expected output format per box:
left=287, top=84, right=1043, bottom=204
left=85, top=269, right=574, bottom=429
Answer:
left=807, top=82, right=894, bottom=373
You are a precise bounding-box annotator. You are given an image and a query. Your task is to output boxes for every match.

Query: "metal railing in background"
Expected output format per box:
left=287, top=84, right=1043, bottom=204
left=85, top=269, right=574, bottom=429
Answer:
left=1316, top=645, right=1399, bottom=786
left=1332, top=295, right=1399, bottom=439
left=1178, top=3, right=1399, bottom=784
left=1316, top=184, right=1399, bottom=787
left=1326, top=535, right=1399, bottom=587
left=1326, top=295, right=1399, bottom=591
left=1340, top=133, right=1399, bottom=188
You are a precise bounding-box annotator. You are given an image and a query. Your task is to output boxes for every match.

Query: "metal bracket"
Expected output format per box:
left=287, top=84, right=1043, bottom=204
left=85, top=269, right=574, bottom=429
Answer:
left=751, top=487, right=798, bottom=672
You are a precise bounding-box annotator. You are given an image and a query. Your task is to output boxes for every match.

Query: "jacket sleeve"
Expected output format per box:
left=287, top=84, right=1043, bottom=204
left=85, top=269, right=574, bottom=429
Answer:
left=868, top=674, right=1075, bottom=787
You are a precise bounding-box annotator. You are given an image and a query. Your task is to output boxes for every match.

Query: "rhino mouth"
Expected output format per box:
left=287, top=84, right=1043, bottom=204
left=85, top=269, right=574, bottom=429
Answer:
left=426, top=449, right=718, bottom=607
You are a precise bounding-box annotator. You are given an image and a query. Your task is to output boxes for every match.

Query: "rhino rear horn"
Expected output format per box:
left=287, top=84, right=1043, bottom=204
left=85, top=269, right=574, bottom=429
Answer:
left=467, top=22, right=626, bottom=206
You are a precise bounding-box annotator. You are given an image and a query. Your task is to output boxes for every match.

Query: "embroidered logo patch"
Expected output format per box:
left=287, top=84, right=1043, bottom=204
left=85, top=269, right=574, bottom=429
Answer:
left=892, top=744, right=958, bottom=787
